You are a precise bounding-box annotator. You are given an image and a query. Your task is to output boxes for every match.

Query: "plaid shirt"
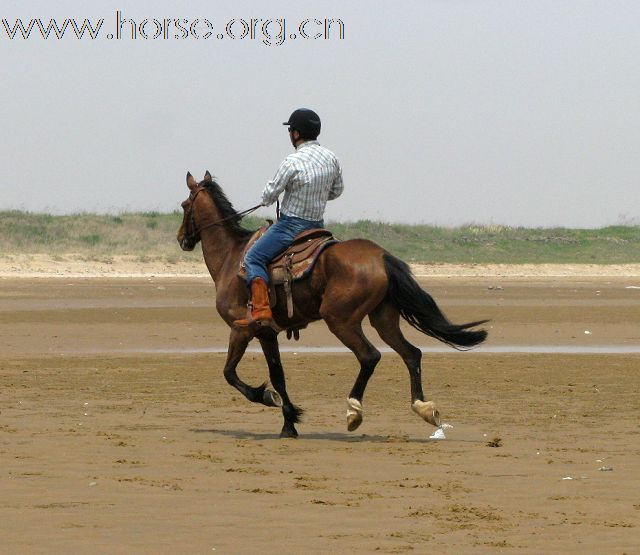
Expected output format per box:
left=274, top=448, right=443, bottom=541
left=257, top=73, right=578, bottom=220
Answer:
left=261, top=140, right=343, bottom=221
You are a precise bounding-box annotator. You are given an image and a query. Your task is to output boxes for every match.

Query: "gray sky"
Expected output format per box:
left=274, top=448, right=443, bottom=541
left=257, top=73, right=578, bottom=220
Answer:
left=2, top=0, right=639, bottom=227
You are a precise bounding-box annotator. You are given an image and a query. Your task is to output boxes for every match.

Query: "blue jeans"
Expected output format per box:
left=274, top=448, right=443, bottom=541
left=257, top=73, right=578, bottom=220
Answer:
left=245, top=214, right=324, bottom=284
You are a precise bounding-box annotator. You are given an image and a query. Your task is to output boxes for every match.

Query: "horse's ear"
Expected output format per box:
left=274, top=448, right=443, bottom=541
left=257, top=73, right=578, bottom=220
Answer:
left=186, top=172, right=197, bottom=190
left=204, top=170, right=213, bottom=182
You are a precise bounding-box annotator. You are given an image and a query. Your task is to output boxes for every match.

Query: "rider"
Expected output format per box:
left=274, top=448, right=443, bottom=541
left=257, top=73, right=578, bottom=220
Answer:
left=234, top=108, right=344, bottom=328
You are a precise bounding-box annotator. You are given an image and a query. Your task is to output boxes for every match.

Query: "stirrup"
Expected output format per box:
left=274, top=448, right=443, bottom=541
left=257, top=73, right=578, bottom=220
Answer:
left=233, top=303, right=273, bottom=329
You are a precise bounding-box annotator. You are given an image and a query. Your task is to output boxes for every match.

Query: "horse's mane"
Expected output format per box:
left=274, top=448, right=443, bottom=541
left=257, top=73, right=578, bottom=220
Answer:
left=201, top=179, right=255, bottom=238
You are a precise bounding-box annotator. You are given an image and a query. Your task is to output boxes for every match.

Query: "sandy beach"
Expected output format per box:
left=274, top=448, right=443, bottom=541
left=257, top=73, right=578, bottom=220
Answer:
left=1, top=267, right=639, bottom=553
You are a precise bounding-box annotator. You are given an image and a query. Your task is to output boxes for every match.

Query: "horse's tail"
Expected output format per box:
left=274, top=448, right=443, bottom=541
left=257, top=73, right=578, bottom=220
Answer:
left=383, top=253, right=488, bottom=349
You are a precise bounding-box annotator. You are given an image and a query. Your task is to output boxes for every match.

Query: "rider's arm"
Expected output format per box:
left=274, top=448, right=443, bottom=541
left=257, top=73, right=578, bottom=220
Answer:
left=262, top=159, right=295, bottom=206
left=328, top=160, right=344, bottom=200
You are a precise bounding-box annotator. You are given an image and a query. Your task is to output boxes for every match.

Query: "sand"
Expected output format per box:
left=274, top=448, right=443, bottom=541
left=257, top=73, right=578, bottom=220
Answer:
left=1, top=253, right=640, bottom=278
left=1, top=270, right=639, bottom=553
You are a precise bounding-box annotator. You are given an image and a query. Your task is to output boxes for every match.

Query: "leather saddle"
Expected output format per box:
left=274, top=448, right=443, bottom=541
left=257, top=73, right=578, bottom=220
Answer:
left=238, top=226, right=338, bottom=285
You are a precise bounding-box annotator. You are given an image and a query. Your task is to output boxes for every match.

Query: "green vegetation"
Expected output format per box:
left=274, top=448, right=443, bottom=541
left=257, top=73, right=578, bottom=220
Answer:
left=324, top=221, right=640, bottom=264
left=1, top=211, right=639, bottom=264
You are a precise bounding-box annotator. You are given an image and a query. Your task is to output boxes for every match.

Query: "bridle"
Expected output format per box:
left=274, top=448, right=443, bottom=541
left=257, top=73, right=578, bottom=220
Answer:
left=183, top=186, right=262, bottom=240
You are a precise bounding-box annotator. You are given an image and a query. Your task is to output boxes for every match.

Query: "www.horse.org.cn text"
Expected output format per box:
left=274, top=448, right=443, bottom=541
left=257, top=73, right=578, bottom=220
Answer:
left=1, top=12, right=345, bottom=46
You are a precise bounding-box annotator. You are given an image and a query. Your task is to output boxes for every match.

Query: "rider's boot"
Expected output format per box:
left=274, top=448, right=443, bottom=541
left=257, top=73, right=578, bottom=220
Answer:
left=233, top=277, right=273, bottom=328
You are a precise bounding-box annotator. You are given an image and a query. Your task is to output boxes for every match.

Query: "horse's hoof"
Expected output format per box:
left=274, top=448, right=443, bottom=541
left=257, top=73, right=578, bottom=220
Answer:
left=263, top=389, right=283, bottom=407
left=412, top=400, right=441, bottom=427
left=280, top=423, right=298, bottom=438
left=346, top=398, right=363, bottom=432
left=347, top=413, right=363, bottom=432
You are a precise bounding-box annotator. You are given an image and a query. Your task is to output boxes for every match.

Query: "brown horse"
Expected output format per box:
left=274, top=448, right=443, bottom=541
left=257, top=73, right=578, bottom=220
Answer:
left=177, top=171, right=488, bottom=438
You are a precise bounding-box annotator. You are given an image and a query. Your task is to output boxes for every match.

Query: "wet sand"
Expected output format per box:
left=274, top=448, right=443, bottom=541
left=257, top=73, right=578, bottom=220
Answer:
left=1, top=276, right=639, bottom=553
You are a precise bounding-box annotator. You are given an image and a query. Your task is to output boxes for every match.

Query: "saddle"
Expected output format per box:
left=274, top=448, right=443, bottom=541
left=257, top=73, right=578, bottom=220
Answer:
left=238, top=225, right=338, bottom=319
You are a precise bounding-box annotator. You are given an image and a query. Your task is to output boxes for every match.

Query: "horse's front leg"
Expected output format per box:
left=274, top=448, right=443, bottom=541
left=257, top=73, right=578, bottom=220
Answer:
left=223, top=328, right=282, bottom=407
left=258, top=330, right=303, bottom=438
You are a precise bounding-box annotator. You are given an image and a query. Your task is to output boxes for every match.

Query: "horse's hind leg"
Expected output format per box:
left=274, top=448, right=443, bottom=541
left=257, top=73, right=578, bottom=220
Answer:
left=369, top=302, right=441, bottom=427
left=223, top=328, right=281, bottom=407
left=323, top=317, right=381, bottom=432
left=258, top=331, right=303, bottom=438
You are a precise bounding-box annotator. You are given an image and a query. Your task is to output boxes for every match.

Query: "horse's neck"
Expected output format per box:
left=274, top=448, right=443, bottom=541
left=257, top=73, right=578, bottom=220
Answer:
left=200, top=226, right=244, bottom=284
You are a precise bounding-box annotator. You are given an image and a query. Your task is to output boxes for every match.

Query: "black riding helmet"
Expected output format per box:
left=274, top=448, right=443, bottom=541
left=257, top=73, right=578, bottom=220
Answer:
left=282, top=108, right=321, bottom=140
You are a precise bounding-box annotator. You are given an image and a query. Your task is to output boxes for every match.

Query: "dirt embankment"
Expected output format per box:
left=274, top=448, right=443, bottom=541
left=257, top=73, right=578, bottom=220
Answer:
left=2, top=253, right=640, bottom=278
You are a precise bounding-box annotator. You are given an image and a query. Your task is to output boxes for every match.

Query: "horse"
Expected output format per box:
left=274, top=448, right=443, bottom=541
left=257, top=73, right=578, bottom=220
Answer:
left=177, top=171, right=488, bottom=438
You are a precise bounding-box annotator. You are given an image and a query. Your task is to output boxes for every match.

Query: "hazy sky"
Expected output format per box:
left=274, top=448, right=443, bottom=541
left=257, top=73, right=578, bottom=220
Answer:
left=2, top=0, right=639, bottom=227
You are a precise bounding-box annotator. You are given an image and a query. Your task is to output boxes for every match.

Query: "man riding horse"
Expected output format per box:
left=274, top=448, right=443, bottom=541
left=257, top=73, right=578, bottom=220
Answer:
left=177, top=113, right=487, bottom=438
left=234, top=108, right=344, bottom=328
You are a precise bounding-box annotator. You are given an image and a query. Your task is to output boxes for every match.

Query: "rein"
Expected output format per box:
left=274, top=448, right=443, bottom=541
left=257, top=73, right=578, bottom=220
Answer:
left=197, top=202, right=263, bottom=232
left=187, top=186, right=262, bottom=234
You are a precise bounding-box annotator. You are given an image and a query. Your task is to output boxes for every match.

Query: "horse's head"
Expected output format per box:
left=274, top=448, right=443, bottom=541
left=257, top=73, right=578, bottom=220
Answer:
left=176, top=170, right=213, bottom=251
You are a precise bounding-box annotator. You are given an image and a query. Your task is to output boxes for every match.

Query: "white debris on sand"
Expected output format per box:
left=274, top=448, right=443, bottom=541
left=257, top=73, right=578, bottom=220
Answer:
left=429, top=423, right=453, bottom=440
